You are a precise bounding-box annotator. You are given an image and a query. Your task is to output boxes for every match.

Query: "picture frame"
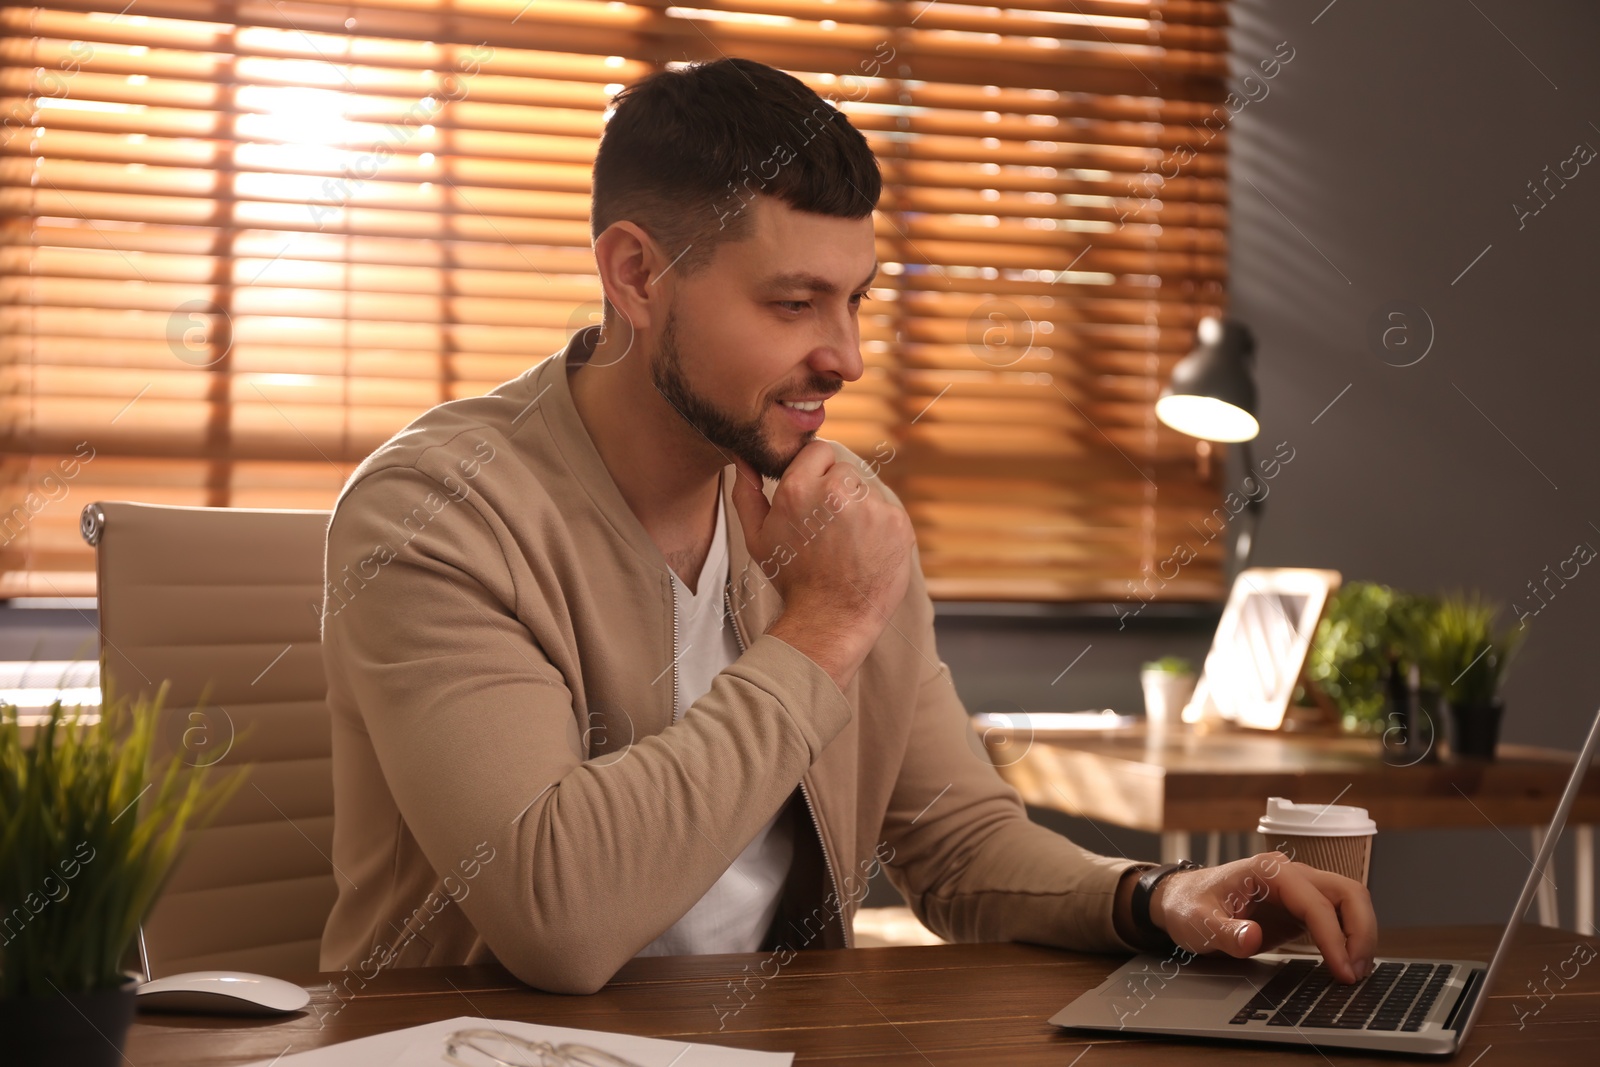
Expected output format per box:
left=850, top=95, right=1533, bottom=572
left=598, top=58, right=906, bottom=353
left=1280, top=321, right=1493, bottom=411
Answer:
left=1181, top=567, right=1342, bottom=730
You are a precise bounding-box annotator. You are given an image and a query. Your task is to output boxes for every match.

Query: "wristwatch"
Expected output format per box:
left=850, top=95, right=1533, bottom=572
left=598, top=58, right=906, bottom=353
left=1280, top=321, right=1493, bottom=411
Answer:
left=1131, top=859, right=1204, bottom=950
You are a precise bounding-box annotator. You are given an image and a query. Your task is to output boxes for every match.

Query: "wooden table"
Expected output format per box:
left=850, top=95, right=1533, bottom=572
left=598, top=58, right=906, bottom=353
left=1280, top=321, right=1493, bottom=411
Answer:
left=127, top=926, right=1597, bottom=1065
left=978, top=721, right=1600, bottom=933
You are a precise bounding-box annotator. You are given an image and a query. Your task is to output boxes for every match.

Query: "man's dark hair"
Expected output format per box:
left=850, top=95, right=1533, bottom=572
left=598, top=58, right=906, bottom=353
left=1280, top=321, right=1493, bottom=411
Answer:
left=590, top=57, right=881, bottom=318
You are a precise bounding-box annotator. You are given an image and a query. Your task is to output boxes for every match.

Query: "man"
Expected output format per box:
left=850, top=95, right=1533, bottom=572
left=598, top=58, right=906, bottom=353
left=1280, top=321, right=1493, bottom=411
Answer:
left=318, top=57, right=1377, bottom=996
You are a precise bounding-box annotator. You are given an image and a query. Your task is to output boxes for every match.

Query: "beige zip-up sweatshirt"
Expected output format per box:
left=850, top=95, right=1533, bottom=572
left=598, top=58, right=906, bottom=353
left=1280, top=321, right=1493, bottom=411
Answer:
left=317, top=325, right=1147, bottom=994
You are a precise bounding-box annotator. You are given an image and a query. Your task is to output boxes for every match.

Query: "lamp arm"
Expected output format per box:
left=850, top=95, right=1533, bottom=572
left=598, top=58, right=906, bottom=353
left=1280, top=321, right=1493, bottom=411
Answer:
left=1232, top=438, right=1265, bottom=576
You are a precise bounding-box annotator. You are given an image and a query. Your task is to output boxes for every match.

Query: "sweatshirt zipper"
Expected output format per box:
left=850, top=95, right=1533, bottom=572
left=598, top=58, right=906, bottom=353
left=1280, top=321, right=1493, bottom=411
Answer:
left=723, top=579, right=852, bottom=949
left=723, top=578, right=745, bottom=652
left=670, top=575, right=680, bottom=722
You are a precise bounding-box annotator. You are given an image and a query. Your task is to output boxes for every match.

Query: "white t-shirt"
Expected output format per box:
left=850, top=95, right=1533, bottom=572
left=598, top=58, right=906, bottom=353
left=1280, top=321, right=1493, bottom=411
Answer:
left=634, top=492, right=795, bottom=957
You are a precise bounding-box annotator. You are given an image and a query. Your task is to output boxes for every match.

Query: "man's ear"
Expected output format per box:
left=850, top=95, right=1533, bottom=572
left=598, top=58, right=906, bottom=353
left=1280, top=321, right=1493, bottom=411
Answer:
left=593, top=220, right=671, bottom=332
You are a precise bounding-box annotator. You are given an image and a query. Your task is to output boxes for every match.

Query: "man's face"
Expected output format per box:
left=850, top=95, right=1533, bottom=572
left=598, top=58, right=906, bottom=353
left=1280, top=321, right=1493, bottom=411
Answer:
left=649, top=195, right=876, bottom=480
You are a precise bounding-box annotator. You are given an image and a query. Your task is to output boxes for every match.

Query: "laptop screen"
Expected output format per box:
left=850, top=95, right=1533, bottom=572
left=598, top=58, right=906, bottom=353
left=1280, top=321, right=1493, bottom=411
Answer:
left=1461, top=701, right=1600, bottom=1040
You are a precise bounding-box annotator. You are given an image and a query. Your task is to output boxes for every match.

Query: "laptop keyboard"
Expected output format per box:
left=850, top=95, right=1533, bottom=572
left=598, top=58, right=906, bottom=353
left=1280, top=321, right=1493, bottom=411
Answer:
left=1227, top=959, right=1454, bottom=1031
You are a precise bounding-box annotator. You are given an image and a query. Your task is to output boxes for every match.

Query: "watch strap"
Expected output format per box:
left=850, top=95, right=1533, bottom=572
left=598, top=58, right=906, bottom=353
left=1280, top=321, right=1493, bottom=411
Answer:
left=1131, top=859, right=1203, bottom=950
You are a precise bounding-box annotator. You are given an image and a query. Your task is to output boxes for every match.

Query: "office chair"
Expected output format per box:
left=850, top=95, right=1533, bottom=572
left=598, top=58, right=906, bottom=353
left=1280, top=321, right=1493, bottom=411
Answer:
left=81, top=500, right=335, bottom=978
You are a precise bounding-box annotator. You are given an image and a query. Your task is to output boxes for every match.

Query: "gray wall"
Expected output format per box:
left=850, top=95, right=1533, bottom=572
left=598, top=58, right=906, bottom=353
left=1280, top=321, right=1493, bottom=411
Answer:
left=928, top=0, right=1600, bottom=930
left=1233, top=0, right=1599, bottom=927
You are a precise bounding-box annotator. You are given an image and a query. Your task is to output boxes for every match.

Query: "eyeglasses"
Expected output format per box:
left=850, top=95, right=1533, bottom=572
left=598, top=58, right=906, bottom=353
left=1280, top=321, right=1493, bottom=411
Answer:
left=442, top=1027, right=648, bottom=1067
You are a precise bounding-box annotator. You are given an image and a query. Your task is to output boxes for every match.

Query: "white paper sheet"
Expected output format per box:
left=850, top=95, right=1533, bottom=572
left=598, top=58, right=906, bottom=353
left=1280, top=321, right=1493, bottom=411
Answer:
left=243, top=1015, right=792, bottom=1066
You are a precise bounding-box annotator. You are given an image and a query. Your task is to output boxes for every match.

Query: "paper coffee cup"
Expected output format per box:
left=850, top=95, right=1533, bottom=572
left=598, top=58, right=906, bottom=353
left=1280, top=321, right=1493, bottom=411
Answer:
left=1257, top=797, right=1376, bottom=953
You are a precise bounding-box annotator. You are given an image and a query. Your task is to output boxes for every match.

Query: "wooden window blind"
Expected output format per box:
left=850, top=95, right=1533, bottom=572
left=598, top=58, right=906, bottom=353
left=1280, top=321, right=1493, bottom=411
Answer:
left=1, top=0, right=1231, bottom=601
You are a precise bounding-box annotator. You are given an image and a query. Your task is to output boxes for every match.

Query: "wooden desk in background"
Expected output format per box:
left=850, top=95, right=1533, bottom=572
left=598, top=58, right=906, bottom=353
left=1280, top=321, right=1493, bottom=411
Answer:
left=978, top=722, right=1600, bottom=934
left=127, top=926, right=1596, bottom=1066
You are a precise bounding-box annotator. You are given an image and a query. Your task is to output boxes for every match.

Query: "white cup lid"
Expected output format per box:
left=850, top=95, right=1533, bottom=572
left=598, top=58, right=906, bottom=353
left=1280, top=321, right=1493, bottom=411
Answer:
left=1257, top=796, right=1377, bottom=837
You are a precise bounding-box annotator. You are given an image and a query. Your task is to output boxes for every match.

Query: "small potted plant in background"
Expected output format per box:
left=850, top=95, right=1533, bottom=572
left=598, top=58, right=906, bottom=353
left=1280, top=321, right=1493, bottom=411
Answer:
left=1140, top=656, right=1196, bottom=731
left=1430, top=592, right=1526, bottom=760
left=0, top=682, right=240, bottom=1066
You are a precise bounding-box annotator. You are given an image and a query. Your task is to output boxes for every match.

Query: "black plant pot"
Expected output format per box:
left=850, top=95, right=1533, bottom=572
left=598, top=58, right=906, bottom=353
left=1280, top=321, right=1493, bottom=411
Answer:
left=1379, top=664, right=1439, bottom=765
left=0, top=975, right=138, bottom=1067
left=1412, top=686, right=1442, bottom=763
left=1444, top=699, right=1505, bottom=760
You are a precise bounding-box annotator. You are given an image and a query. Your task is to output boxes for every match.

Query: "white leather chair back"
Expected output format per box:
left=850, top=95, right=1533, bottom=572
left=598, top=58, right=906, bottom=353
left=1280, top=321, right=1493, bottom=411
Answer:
left=82, top=501, right=335, bottom=977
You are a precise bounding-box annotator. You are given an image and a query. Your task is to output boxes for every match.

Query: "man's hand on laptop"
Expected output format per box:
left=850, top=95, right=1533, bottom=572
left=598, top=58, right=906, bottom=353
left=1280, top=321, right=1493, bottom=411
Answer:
left=1149, top=852, right=1378, bottom=984
left=732, top=444, right=914, bottom=691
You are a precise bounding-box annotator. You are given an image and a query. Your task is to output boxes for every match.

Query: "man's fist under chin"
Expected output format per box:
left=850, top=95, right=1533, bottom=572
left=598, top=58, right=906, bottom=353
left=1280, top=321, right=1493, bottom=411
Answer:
left=730, top=442, right=913, bottom=625
left=731, top=442, right=914, bottom=692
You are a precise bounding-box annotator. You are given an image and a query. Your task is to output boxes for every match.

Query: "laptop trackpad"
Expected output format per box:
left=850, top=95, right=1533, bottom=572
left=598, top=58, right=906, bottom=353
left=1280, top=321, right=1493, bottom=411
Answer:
left=1101, top=975, right=1247, bottom=1000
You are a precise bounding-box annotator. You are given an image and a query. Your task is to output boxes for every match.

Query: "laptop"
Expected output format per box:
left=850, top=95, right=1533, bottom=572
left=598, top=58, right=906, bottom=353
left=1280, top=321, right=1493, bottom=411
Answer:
left=1050, top=699, right=1600, bottom=1056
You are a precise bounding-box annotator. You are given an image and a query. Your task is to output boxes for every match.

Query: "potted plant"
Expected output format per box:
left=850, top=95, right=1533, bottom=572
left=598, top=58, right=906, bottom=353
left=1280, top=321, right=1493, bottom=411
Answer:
left=1140, top=656, right=1195, bottom=729
left=1383, top=591, right=1442, bottom=763
left=0, top=682, right=240, bottom=1066
left=1307, top=581, right=1448, bottom=732
left=1429, top=592, right=1526, bottom=760
left=1306, top=581, right=1399, bottom=732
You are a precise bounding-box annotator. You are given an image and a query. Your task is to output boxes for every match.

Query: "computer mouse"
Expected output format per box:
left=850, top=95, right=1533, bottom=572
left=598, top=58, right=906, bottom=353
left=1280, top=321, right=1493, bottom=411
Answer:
left=136, top=970, right=311, bottom=1015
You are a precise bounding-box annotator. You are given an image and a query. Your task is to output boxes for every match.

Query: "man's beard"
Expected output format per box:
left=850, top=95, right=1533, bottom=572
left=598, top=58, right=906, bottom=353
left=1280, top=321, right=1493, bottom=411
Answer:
left=650, top=306, right=824, bottom=480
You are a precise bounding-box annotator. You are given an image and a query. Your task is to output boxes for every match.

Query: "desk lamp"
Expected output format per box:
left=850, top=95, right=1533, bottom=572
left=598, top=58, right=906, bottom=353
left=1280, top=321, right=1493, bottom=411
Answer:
left=1155, top=316, right=1262, bottom=572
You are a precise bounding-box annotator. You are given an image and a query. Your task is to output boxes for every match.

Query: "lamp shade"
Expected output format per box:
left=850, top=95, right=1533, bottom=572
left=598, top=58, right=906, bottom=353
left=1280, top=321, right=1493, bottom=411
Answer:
left=1155, top=317, right=1260, bottom=443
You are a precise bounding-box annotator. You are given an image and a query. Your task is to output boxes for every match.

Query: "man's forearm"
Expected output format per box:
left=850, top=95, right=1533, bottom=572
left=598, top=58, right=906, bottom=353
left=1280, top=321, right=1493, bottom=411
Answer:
left=766, top=600, right=880, bottom=692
